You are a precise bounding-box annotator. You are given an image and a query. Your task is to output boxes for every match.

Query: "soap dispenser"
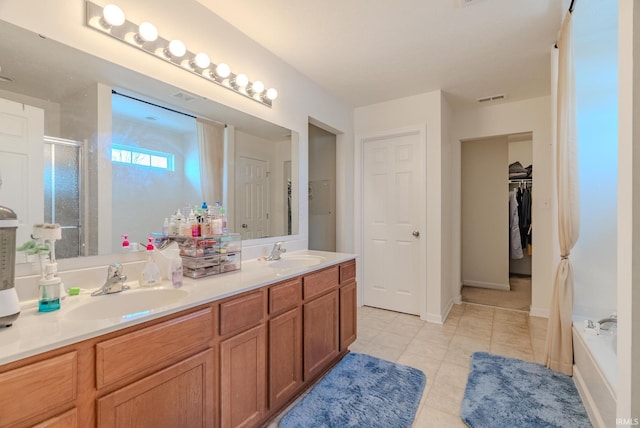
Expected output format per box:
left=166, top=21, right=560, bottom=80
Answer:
left=139, top=238, right=161, bottom=287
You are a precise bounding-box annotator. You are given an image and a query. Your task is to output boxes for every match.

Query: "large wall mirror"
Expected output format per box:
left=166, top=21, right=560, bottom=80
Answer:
left=0, top=21, right=298, bottom=263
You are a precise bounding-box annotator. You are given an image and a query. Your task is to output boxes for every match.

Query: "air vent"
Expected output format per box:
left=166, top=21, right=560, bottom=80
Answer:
left=458, top=0, right=486, bottom=7
left=476, top=94, right=507, bottom=103
left=171, top=91, right=198, bottom=103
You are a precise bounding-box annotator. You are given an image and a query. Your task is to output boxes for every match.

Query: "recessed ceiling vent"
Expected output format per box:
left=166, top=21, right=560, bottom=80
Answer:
left=476, top=93, right=507, bottom=103
left=171, top=91, right=198, bottom=103
left=457, top=0, right=486, bottom=7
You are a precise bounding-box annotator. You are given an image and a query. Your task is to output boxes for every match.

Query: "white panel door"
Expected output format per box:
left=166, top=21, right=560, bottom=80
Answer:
left=0, top=98, right=44, bottom=247
left=236, top=156, right=270, bottom=239
left=362, top=131, right=422, bottom=315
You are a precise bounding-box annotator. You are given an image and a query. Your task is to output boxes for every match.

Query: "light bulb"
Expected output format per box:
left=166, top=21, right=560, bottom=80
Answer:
left=251, top=80, right=265, bottom=94
left=137, top=22, right=158, bottom=43
left=193, top=52, right=211, bottom=69
left=235, top=73, right=249, bottom=88
left=103, top=4, right=125, bottom=27
left=266, top=88, right=278, bottom=101
left=167, top=40, right=186, bottom=58
left=215, top=63, right=231, bottom=78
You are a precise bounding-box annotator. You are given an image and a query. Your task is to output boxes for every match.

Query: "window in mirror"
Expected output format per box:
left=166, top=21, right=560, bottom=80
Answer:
left=111, top=144, right=175, bottom=171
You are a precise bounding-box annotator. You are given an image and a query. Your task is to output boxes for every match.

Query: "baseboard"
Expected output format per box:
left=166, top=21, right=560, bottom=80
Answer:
left=462, top=280, right=510, bottom=291
left=529, top=306, right=549, bottom=318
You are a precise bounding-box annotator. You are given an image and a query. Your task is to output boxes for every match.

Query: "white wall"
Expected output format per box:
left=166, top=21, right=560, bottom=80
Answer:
left=0, top=0, right=355, bottom=262
left=111, top=114, right=198, bottom=250
left=452, top=96, right=555, bottom=317
left=461, top=136, right=510, bottom=290
left=572, top=2, right=618, bottom=319
left=354, top=90, right=450, bottom=322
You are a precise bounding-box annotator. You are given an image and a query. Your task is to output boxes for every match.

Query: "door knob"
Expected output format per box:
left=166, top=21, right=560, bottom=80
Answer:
left=412, top=230, right=420, bottom=237
left=242, top=224, right=248, bottom=228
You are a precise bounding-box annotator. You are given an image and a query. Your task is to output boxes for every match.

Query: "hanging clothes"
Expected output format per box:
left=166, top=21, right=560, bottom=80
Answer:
left=509, top=189, right=524, bottom=259
left=519, top=186, right=532, bottom=250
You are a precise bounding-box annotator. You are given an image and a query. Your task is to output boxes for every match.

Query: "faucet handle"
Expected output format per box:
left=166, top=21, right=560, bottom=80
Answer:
left=107, top=262, right=123, bottom=278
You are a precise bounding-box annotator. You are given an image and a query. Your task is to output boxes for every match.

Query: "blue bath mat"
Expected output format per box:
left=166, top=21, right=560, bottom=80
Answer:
left=461, top=352, right=591, bottom=428
left=280, top=352, right=426, bottom=428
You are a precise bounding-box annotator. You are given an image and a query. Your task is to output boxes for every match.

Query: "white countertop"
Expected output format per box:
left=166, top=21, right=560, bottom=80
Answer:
left=0, top=250, right=356, bottom=366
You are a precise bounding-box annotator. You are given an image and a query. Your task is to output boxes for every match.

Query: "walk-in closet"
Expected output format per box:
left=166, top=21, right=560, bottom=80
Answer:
left=461, top=132, right=533, bottom=311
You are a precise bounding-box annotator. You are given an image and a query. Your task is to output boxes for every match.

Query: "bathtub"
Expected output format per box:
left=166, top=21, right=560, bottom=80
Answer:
left=572, top=319, right=617, bottom=428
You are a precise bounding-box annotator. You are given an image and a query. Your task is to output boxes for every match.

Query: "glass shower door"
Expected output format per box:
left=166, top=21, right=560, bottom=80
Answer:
left=44, top=136, right=83, bottom=259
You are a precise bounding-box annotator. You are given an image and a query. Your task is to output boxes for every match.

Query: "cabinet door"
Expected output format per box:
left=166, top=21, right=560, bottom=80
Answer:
left=220, top=324, right=267, bottom=428
left=339, top=281, right=357, bottom=351
left=97, top=349, right=214, bottom=428
left=303, top=290, right=339, bottom=380
left=32, top=408, right=77, bottom=428
left=269, top=307, right=302, bottom=410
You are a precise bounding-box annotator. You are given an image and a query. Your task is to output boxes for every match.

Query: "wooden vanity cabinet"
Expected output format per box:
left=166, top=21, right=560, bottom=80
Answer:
left=302, top=266, right=340, bottom=380
left=95, top=307, right=215, bottom=428
left=339, top=260, right=357, bottom=351
left=0, top=258, right=357, bottom=428
left=0, top=351, right=78, bottom=428
left=219, top=290, right=267, bottom=428
left=268, top=279, right=303, bottom=410
left=97, top=349, right=214, bottom=427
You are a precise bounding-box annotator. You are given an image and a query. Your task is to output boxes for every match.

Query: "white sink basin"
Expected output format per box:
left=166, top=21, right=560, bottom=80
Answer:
left=267, top=255, right=326, bottom=273
left=65, top=288, right=188, bottom=321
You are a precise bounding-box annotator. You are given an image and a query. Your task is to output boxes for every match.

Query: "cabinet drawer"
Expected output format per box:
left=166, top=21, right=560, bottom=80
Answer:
left=303, top=266, right=339, bottom=300
left=340, top=259, right=356, bottom=284
left=32, top=408, right=77, bottom=428
left=0, top=352, right=77, bottom=427
left=269, top=278, right=301, bottom=315
left=96, top=307, right=213, bottom=389
left=219, top=290, right=266, bottom=337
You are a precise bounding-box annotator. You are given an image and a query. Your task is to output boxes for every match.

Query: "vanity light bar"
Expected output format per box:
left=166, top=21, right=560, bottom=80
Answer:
left=85, top=1, right=278, bottom=107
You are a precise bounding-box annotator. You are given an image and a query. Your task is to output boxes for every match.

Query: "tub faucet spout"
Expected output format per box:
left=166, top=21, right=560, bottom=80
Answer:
left=597, top=314, right=617, bottom=331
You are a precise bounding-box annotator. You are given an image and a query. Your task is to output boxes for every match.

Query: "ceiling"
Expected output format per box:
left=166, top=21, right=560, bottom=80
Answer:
left=196, top=0, right=565, bottom=108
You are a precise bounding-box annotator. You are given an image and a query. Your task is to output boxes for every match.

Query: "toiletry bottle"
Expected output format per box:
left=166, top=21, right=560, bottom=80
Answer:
left=139, top=238, right=161, bottom=287
left=220, top=208, right=228, bottom=233
left=169, top=215, right=177, bottom=236
left=162, top=218, right=169, bottom=237
left=188, top=209, right=200, bottom=237
left=38, top=260, right=61, bottom=312
left=121, top=234, right=130, bottom=251
left=180, top=210, right=192, bottom=237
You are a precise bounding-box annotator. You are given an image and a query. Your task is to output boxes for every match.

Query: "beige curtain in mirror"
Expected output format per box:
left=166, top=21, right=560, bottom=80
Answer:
left=545, top=11, right=579, bottom=376
left=196, top=118, right=225, bottom=206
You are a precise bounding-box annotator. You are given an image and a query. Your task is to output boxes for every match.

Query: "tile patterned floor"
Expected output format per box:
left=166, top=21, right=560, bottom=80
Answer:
left=349, top=303, right=548, bottom=427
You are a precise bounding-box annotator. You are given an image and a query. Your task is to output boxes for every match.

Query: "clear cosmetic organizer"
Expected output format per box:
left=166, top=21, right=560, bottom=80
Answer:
left=174, top=233, right=241, bottom=278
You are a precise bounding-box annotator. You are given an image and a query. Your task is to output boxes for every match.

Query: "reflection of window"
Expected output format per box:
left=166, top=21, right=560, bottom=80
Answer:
left=111, top=144, right=174, bottom=171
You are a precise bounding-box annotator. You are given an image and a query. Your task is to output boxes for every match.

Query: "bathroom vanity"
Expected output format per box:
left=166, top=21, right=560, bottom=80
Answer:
left=0, top=251, right=357, bottom=428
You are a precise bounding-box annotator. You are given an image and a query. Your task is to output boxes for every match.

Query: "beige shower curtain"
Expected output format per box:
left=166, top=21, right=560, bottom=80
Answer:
left=545, top=11, right=579, bottom=376
left=196, top=118, right=225, bottom=206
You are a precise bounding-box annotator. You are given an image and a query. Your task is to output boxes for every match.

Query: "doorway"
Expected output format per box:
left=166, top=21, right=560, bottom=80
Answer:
left=308, top=124, right=336, bottom=251
left=360, top=128, right=425, bottom=315
left=236, top=156, right=270, bottom=240
left=460, top=132, right=533, bottom=311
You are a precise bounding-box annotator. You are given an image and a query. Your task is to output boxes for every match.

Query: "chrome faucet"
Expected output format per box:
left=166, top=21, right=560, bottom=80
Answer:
left=598, top=314, right=617, bottom=331
left=266, top=242, right=286, bottom=261
left=91, top=263, right=129, bottom=296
